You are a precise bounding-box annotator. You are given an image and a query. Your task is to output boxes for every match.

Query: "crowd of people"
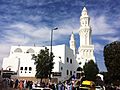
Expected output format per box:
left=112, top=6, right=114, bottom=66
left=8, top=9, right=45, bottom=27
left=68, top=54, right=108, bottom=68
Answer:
left=0, top=77, right=79, bottom=90
left=1, top=78, right=33, bottom=90
left=2, top=77, right=120, bottom=90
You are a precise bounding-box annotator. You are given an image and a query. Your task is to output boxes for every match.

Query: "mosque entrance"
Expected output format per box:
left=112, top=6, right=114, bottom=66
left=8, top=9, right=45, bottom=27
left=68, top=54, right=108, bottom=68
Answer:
left=76, top=67, right=84, bottom=79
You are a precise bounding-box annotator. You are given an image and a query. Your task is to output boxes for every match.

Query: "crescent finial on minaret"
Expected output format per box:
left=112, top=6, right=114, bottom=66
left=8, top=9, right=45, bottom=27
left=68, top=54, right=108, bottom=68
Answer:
left=83, top=0, right=86, bottom=7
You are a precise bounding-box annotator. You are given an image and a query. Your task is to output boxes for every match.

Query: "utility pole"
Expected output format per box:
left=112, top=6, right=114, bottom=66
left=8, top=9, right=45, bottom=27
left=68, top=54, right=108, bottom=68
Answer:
left=49, top=27, right=58, bottom=80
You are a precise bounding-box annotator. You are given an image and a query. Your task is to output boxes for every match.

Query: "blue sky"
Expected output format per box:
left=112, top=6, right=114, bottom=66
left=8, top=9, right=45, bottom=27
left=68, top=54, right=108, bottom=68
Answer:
left=0, top=0, right=120, bottom=71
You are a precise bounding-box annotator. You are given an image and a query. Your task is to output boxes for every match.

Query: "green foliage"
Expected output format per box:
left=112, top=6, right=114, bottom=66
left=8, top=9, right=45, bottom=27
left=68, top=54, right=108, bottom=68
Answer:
left=83, top=60, right=99, bottom=81
left=104, top=41, right=120, bottom=85
left=49, top=52, right=55, bottom=79
left=32, top=47, right=54, bottom=81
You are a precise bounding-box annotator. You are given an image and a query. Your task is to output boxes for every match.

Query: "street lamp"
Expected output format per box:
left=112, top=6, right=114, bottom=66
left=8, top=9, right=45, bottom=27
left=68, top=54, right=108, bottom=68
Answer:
left=49, top=27, right=58, bottom=80
left=50, top=27, right=58, bottom=54
left=17, top=58, right=20, bottom=77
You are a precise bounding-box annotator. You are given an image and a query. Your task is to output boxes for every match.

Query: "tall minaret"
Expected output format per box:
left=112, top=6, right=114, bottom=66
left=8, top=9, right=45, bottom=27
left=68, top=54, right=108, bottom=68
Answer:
left=69, top=32, right=76, bottom=55
left=78, top=7, right=95, bottom=63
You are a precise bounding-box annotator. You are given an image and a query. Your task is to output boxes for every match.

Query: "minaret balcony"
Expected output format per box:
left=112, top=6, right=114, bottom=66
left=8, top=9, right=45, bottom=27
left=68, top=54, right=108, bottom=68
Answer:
left=80, top=45, right=94, bottom=49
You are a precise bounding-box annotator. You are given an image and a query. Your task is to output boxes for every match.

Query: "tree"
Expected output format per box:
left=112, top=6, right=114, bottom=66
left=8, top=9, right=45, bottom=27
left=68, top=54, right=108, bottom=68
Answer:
left=32, top=47, right=54, bottom=82
left=49, top=52, right=55, bottom=80
left=83, top=60, right=99, bottom=81
left=104, top=41, right=120, bottom=85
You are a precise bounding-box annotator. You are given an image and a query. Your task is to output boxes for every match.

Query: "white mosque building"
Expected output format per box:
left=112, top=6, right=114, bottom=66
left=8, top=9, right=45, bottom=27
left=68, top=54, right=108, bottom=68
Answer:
left=2, top=7, right=95, bottom=82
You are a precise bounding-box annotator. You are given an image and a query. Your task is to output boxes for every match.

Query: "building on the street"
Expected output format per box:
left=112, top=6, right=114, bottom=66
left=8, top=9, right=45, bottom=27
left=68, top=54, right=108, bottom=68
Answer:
left=2, top=44, right=79, bottom=82
left=2, top=6, right=95, bottom=82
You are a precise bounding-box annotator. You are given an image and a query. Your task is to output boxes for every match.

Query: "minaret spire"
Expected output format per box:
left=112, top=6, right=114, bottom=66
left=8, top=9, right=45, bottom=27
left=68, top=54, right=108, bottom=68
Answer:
left=82, top=0, right=88, bottom=17
left=77, top=6, right=95, bottom=64
left=69, top=32, right=76, bottom=55
left=80, top=6, right=91, bottom=46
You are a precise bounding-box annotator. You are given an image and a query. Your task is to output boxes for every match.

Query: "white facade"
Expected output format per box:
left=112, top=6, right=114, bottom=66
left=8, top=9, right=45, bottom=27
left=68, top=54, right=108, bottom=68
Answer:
left=2, top=45, right=79, bottom=81
left=2, top=7, right=96, bottom=81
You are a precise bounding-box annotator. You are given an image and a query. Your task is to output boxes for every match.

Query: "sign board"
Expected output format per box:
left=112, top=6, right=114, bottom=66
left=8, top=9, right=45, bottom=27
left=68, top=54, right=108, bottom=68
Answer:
left=52, top=72, right=61, bottom=76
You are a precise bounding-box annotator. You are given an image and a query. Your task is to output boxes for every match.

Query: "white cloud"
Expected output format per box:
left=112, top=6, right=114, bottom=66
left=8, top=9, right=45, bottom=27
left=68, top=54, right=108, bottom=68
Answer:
left=3, top=29, right=30, bottom=45
left=57, top=18, right=79, bottom=35
left=94, top=43, right=104, bottom=54
left=0, top=44, right=10, bottom=57
left=28, top=15, right=42, bottom=21
left=5, top=35, right=30, bottom=45
left=101, top=36, right=120, bottom=43
left=0, top=44, right=11, bottom=68
left=3, top=22, right=64, bottom=46
left=9, top=22, right=50, bottom=41
left=90, top=15, right=117, bottom=35
left=0, top=20, right=78, bottom=68
left=0, top=9, right=119, bottom=70
left=10, top=22, right=36, bottom=33
left=8, top=21, right=79, bottom=44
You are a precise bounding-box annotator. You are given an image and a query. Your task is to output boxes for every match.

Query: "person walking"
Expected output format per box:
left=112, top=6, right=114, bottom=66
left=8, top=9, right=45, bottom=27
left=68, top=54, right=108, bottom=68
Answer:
left=14, top=79, right=19, bottom=89
left=19, top=80, right=23, bottom=90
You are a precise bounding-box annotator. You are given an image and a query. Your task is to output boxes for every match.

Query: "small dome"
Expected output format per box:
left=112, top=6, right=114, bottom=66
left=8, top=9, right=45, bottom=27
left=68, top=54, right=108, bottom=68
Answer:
left=14, top=48, right=22, bottom=53
left=26, top=48, right=34, bottom=53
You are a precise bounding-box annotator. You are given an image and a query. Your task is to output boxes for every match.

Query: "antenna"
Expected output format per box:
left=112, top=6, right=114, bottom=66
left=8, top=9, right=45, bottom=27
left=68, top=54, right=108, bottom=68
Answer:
left=23, top=34, right=25, bottom=45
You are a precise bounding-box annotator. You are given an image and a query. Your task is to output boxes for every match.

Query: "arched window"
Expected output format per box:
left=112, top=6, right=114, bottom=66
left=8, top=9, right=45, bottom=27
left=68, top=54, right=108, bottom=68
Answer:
left=26, top=48, right=34, bottom=53
left=70, top=71, right=72, bottom=75
left=29, top=67, right=32, bottom=71
left=67, top=57, right=69, bottom=63
left=67, top=70, right=69, bottom=75
left=20, top=67, right=23, bottom=70
left=14, top=48, right=22, bottom=53
left=60, top=67, right=63, bottom=70
left=25, top=67, right=27, bottom=70
left=85, top=21, right=87, bottom=24
left=70, top=59, right=72, bottom=64
left=77, top=67, right=83, bottom=71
